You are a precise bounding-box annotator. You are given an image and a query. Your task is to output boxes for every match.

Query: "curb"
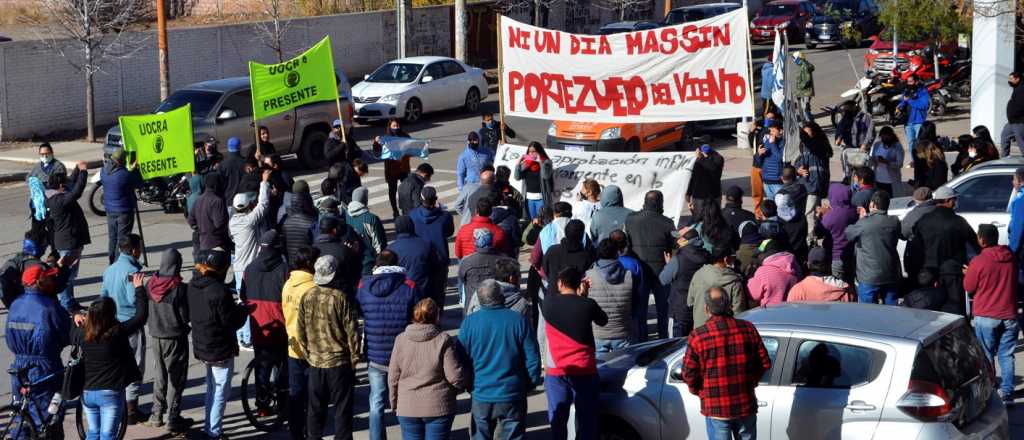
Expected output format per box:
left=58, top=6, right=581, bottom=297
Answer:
left=0, top=171, right=28, bottom=184
left=0, top=158, right=104, bottom=184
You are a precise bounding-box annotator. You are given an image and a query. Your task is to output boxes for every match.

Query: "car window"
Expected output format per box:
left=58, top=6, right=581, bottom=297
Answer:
left=218, top=91, right=253, bottom=118
left=154, top=90, right=222, bottom=118
left=366, top=63, right=423, bottom=83
left=953, top=174, right=1013, bottom=213
left=761, top=337, right=780, bottom=384
left=425, top=63, right=446, bottom=80
left=442, top=61, right=465, bottom=77
left=788, top=340, right=884, bottom=388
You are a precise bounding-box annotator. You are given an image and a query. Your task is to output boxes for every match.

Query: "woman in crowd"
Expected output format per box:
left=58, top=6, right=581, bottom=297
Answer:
left=692, top=202, right=736, bottom=252
left=961, top=126, right=1000, bottom=173
left=515, top=141, right=555, bottom=219
left=373, top=118, right=412, bottom=219
left=913, top=140, right=949, bottom=190
left=869, top=126, right=904, bottom=195
left=80, top=274, right=148, bottom=440
left=951, top=134, right=974, bottom=177
left=388, top=298, right=470, bottom=440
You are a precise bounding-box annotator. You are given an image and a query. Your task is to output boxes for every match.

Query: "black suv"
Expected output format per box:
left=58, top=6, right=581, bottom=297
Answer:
left=804, top=0, right=881, bottom=49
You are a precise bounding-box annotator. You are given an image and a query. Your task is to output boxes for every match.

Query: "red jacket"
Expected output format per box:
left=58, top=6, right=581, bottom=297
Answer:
left=964, top=245, right=1017, bottom=320
left=454, top=215, right=508, bottom=259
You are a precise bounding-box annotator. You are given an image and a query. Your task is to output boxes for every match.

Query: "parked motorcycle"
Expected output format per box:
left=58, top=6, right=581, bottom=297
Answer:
left=88, top=168, right=190, bottom=217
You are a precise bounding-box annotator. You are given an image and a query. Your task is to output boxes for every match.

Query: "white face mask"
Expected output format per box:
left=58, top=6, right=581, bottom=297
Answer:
left=40, top=155, right=53, bottom=164
left=968, top=150, right=978, bottom=159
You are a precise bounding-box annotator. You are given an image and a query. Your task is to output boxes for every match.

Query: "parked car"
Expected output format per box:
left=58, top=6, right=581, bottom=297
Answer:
left=104, top=72, right=354, bottom=169
left=804, top=0, right=881, bottom=49
left=597, top=21, right=660, bottom=34
left=750, top=0, right=817, bottom=43
left=864, top=38, right=958, bottom=76
left=546, top=120, right=687, bottom=152
left=351, top=56, right=488, bottom=124
left=579, top=303, right=1008, bottom=440
left=664, top=2, right=744, bottom=25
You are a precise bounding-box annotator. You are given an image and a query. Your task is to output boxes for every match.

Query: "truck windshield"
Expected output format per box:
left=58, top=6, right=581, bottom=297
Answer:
left=763, top=4, right=797, bottom=15
left=366, top=63, right=423, bottom=83
left=154, top=90, right=221, bottom=118
left=666, top=9, right=706, bottom=24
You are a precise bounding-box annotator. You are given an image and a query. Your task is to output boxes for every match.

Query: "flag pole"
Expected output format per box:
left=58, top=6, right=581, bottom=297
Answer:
left=252, top=119, right=262, bottom=159
left=335, top=97, right=349, bottom=145
left=745, top=12, right=756, bottom=120
left=497, top=14, right=507, bottom=145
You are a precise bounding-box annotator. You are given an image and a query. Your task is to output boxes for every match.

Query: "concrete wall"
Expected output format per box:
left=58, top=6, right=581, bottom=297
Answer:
left=0, top=5, right=452, bottom=140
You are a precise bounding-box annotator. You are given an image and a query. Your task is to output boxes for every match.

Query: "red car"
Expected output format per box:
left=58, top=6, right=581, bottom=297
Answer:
left=863, top=37, right=959, bottom=76
left=750, top=0, right=817, bottom=43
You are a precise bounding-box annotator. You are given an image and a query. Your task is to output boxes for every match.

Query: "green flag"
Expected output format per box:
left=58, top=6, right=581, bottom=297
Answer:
left=249, top=36, right=338, bottom=121
left=118, top=104, right=196, bottom=180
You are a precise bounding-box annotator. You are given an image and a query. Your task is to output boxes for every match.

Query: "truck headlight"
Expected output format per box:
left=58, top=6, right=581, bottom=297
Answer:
left=599, top=127, right=621, bottom=140
left=380, top=94, right=401, bottom=103
left=547, top=123, right=557, bottom=137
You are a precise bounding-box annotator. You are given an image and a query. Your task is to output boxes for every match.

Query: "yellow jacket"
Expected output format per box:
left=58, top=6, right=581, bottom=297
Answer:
left=283, top=270, right=316, bottom=359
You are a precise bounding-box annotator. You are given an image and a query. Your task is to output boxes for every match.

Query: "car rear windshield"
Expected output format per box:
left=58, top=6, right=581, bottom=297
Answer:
left=763, top=4, right=797, bottom=15
left=912, top=323, right=993, bottom=427
left=154, top=90, right=221, bottom=118
left=666, top=10, right=707, bottom=24
left=366, top=63, right=423, bottom=83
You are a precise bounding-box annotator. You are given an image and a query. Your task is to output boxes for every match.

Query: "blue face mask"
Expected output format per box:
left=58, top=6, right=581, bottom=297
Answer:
left=764, top=118, right=774, bottom=128
left=795, top=58, right=802, bottom=65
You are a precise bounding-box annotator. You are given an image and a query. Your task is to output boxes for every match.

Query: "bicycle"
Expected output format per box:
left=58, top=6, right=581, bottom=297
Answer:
left=0, top=366, right=67, bottom=440
left=239, top=351, right=288, bottom=432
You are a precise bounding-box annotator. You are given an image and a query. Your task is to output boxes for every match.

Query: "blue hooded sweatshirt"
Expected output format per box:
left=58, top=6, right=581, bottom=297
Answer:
left=456, top=145, right=495, bottom=190
left=459, top=304, right=541, bottom=403
left=410, top=205, right=455, bottom=264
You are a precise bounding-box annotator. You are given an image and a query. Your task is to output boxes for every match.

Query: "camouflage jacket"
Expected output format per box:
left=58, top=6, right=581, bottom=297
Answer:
left=296, top=285, right=361, bottom=369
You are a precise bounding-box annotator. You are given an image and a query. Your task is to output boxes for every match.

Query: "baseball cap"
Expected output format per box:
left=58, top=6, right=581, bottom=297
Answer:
left=808, top=246, right=829, bottom=266
left=421, top=186, right=438, bottom=201
left=725, top=185, right=743, bottom=201
left=21, top=264, right=58, bottom=287
left=292, top=180, right=310, bottom=194
left=912, top=187, right=932, bottom=202
left=227, top=137, right=241, bottom=152
left=314, top=255, right=338, bottom=286
left=932, top=186, right=957, bottom=201
left=700, top=144, right=712, bottom=154
left=332, top=119, right=342, bottom=128
left=473, top=228, right=493, bottom=249
left=232, top=192, right=255, bottom=210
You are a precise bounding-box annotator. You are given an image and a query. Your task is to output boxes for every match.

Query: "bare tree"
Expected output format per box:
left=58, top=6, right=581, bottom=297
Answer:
left=253, top=0, right=296, bottom=62
left=593, top=0, right=653, bottom=21
left=493, top=0, right=558, bottom=26
left=23, top=0, right=152, bottom=141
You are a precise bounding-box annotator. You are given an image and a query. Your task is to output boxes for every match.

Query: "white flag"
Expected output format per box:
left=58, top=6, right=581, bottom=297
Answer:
left=770, top=31, right=786, bottom=108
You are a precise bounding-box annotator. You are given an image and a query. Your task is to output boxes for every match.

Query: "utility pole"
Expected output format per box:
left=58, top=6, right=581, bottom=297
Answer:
left=663, top=0, right=671, bottom=19
left=397, top=0, right=412, bottom=58
left=157, top=0, right=170, bottom=100
left=454, top=0, right=466, bottom=61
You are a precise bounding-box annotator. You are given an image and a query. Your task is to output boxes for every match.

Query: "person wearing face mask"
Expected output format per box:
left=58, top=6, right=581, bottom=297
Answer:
left=27, top=143, right=67, bottom=189
left=898, top=75, right=930, bottom=155
left=1001, top=72, right=1024, bottom=157
left=373, top=119, right=412, bottom=219
left=961, top=130, right=1000, bottom=174
left=868, top=126, right=904, bottom=196
left=325, top=119, right=363, bottom=168
left=456, top=131, right=495, bottom=191
left=477, top=112, right=516, bottom=151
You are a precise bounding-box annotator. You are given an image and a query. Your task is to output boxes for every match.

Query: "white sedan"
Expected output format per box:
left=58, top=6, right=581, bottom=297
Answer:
left=351, top=56, right=489, bottom=124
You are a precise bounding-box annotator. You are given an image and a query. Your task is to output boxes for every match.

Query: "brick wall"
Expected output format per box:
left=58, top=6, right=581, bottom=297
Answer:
left=0, top=5, right=452, bottom=140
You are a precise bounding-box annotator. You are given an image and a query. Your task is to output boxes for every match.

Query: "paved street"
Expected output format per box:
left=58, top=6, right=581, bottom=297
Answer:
left=0, top=43, right=1011, bottom=439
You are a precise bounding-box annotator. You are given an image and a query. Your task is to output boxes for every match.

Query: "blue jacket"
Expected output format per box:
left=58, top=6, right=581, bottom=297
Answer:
left=356, top=270, right=417, bottom=367
left=101, top=253, right=142, bottom=322
left=618, top=254, right=646, bottom=299
left=410, top=205, right=455, bottom=264
left=1010, top=189, right=1024, bottom=253
left=100, top=164, right=142, bottom=214
left=760, top=136, right=785, bottom=183
left=6, top=289, right=70, bottom=387
left=456, top=145, right=495, bottom=190
left=458, top=305, right=541, bottom=403
left=386, top=233, right=443, bottom=299
left=899, top=85, right=930, bottom=125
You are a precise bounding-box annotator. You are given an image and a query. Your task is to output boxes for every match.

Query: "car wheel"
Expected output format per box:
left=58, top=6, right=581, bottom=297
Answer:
left=599, top=420, right=641, bottom=440
left=299, top=129, right=329, bottom=170
left=403, top=98, right=422, bottom=124
left=464, top=87, right=481, bottom=113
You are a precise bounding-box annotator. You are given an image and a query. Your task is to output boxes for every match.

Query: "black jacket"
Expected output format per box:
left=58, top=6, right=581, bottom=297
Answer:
left=187, top=273, right=248, bottom=363
left=624, top=209, right=676, bottom=283
left=280, top=192, right=318, bottom=264
left=1008, top=83, right=1024, bottom=124
left=542, top=239, right=596, bottom=292
left=687, top=151, right=724, bottom=199
left=219, top=152, right=246, bottom=203
left=397, top=173, right=426, bottom=216
left=324, top=135, right=362, bottom=166
left=45, top=168, right=91, bottom=251
left=188, top=173, right=231, bottom=251
left=722, top=202, right=756, bottom=234
left=912, top=206, right=979, bottom=274
left=313, top=232, right=363, bottom=295
left=82, top=287, right=148, bottom=391
left=668, top=244, right=711, bottom=327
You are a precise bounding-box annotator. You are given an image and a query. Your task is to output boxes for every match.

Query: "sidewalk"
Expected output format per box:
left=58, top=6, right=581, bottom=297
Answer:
left=0, top=141, right=106, bottom=183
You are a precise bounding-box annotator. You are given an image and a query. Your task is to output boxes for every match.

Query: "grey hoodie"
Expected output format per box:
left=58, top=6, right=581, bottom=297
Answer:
left=146, top=248, right=191, bottom=338
left=589, top=185, right=635, bottom=242
left=586, top=259, right=633, bottom=340
left=465, top=280, right=530, bottom=316
left=229, top=182, right=270, bottom=273
left=687, top=264, right=748, bottom=328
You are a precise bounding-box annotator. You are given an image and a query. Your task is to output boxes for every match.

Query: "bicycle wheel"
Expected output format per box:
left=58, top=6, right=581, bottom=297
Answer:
left=240, top=358, right=286, bottom=432
left=75, top=400, right=128, bottom=440
left=0, top=403, right=37, bottom=440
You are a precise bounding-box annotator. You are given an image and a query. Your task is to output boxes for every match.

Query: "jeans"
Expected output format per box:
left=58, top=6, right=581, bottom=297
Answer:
left=287, top=357, right=309, bottom=440
left=1001, top=122, right=1024, bottom=157
left=254, top=346, right=287, bottom=408
left=151, top=336, right=188, bottom=421
left=857, top=283, right=899, bottom=305
left=203, top=359, right=234, bottom=437
left=905, top=123, right=922, bottom=154
left=57, top=247, right=82, bottom=311
left=705, top=414, right=757, bottom=440
left=545, top=374, right=599, bottom=440
left=398, top=415, right=455, bottom=440
left=233, top=271, right=252, bottom=347
left=974, top=316, right=1019, bottom=396
left=594, top=338, right=629, bottom=353
left=632, top=283, right=651, bottom=342
left=126, top=329, right=146, bottom=402
left=527, top=199, right=544, bottom=220
left=471, top=398, right=527, bottom=440
left=367, top=365, right=389, bottom=440
left=106, top=211, right=134, bottom=264
left=82, top=389, right=126, bottom=440
left=764, top=183, right=783, bottom=201
left=308, top=365, right=355, bottom=440
left=797, top=95, right=813, bottom=123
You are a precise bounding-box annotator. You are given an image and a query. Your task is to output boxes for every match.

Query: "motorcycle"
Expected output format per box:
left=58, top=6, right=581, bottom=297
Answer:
left=88, top=167, right=190, bottom=217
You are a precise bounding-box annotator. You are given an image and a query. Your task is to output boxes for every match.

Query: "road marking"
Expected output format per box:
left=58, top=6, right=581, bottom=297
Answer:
left=366, top=179, right=456, bottom=207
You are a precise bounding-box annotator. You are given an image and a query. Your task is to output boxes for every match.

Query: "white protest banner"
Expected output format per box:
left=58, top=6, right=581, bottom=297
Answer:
left=499, top=8, right=753, bottom=123
left=495, top=144, right=695, bottom=222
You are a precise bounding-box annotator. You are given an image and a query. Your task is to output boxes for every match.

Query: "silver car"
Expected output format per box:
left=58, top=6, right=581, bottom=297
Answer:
left=588, top=303, right=1008, bottom=439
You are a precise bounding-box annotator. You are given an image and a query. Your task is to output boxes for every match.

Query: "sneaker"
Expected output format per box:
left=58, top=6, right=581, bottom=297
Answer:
left=239, top=343, right=253, bottom=352
left=1000, top=390, right=1015, bottom=406
left=144, top=414, right=164, bottom=428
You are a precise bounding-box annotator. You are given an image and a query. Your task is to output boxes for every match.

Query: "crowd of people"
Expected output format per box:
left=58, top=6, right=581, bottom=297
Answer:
left=6, top=67, right=1024, bottom=440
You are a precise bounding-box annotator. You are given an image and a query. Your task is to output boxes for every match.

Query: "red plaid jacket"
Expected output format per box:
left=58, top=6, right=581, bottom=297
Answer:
left=683, top=315, right=772, bottom=419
